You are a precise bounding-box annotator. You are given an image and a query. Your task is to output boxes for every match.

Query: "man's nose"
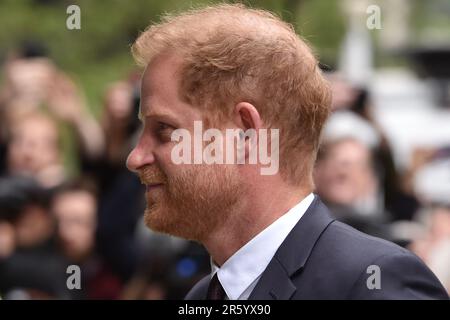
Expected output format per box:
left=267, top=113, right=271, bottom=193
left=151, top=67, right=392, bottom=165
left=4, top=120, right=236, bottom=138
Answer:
left=126, top=140, right=155, bottom=172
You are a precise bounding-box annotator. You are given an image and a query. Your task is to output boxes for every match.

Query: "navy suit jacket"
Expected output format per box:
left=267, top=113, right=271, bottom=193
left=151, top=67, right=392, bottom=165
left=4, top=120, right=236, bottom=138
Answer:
left=185, top=196, right=449, bottom=300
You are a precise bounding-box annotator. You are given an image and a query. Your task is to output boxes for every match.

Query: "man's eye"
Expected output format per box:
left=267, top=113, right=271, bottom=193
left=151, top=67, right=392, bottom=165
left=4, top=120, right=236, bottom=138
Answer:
left=156, top=122, right=174, bottom=141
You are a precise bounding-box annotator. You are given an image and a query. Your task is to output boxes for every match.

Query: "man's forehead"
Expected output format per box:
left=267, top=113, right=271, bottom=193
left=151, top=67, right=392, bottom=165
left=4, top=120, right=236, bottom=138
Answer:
left=138, top=53, right=206, bottom=126
left=139, top=54, right=184, bottom=120
left=141, top=53, right=184, bottom=88
left=138, top=84, right=181, bottom=122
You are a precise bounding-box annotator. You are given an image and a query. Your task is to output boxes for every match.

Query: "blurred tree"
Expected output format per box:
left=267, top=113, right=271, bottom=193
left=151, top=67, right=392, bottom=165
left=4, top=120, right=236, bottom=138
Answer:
left=3, top=0, right=447, bottom=112
left=0, top=0, right=346, bottom=110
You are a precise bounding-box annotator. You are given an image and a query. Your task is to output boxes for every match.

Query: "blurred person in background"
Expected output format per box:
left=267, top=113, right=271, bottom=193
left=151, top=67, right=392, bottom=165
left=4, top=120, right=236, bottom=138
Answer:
left=314, top=137, right=391, bottom=239
left=6, top=111, right=66, bottom=189
left=81, top=79, right=141, bottom=193
left=79, top=78, right=144, bottom=284
left=427, top=237, right=450, bottom=293
left=121, top=253, right=172, bottom=300
left=0, top=42, right=105, bottom=175
left=0, top=176, right=68, bottom=299
left=410, top=204, right=450, bottom=293
left=0, top=42, right=54, bottom=112
left=325, top=72, right=416, bottom=221
left=123, top=237, right=210, bottom=299
left=327, top=72, right=360, bottom=113
left=100, top=81, right=140, bottom=167
left=0, top=176, right=55, bottom=253
left=52, top=179, right=123, bottom=299
left=46, top=71, right=105, bottom=162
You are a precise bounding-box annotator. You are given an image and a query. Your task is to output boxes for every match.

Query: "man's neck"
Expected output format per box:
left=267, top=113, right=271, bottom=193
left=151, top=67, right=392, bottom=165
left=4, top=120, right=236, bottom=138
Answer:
left=203, top=184, right=312, bottom=266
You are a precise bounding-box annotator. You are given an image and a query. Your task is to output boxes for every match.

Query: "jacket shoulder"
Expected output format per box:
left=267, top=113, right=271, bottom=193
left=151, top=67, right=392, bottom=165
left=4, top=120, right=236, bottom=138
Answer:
left=295, top=220, right=448, bottom=299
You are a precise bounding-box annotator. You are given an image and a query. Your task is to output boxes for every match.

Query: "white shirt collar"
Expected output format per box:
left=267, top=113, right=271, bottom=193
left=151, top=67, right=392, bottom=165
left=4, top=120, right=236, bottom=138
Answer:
left=210, top=193, right=315, bottom=300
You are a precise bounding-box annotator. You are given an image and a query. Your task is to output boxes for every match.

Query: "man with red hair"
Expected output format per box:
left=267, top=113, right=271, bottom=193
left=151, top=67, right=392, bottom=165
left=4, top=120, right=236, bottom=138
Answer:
left=127, top=4, right=448, bottom=299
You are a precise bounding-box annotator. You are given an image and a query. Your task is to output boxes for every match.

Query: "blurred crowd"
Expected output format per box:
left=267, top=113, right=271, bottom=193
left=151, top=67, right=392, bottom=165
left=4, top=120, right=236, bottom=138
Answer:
left=0, top=43, right=209, bottom=299
left=0, top=42, right=449, bottom=299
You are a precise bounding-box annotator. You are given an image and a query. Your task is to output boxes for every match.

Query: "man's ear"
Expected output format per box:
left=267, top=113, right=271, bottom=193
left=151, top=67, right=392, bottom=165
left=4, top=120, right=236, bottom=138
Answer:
left=233, top=102, right=262, bottom=131
left=232, top=102, right=262, bottom=164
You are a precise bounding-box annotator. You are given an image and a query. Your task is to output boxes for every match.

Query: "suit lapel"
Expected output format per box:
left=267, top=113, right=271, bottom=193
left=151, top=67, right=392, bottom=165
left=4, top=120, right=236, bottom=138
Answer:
left=250, top=258, right=297, bottom=299
left=248, top=196, right=335, bottom=300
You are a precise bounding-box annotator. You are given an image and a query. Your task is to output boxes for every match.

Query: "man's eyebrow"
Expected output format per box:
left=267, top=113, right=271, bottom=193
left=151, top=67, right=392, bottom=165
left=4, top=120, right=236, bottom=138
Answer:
left=140, top=109, right=179, bottom=126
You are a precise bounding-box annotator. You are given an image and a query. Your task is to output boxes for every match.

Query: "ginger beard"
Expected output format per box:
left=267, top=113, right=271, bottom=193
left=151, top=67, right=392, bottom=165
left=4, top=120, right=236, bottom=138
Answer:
left=139, top=163, right=242, bottom=241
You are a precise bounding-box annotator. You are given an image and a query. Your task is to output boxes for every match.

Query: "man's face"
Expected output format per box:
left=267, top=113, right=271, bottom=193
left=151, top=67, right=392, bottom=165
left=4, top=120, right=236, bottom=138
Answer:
left=7, top=116, right=60, bottom=175
left=126, top=54, right=242, bottom=242
left=53, top=191, right=97, bottom=262
left=314, top=139, right=375, bottom=205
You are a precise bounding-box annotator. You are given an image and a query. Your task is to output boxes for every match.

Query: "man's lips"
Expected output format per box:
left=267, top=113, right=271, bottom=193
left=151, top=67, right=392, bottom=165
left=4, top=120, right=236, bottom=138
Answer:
left=145, top=183, right=163, bottom=192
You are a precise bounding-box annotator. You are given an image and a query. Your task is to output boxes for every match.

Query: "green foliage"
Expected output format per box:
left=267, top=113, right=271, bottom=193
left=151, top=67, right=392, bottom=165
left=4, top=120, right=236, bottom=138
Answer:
left=0, top=0, right=347, bottom=112
left=296, top=0, right=345, bottom=67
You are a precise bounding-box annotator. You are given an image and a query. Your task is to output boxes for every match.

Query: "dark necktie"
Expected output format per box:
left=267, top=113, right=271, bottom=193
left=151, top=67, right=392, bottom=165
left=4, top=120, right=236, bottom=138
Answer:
left=206, top=273, right=227, bottom=300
